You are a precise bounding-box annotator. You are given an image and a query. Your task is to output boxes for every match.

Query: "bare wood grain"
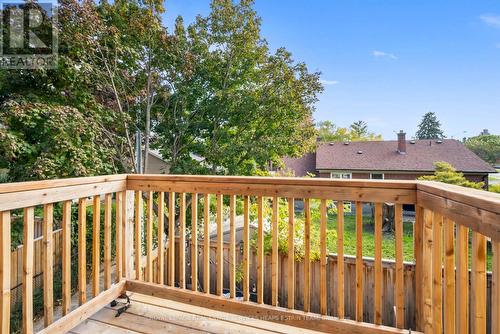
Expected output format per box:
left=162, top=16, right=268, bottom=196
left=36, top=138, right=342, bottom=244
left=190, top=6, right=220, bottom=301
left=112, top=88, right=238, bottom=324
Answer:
left=78, top=198, right=87, bottom=305
left=0, top=211, right=10, bottom=333
left=43, top=204, right=54, bottom=326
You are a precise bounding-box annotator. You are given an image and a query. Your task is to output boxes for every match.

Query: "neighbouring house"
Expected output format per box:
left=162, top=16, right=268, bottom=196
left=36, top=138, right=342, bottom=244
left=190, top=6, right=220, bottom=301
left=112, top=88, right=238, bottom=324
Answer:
left=145, top=150, right=170, bottom=174
left=282, top=130, right=496, bottom=187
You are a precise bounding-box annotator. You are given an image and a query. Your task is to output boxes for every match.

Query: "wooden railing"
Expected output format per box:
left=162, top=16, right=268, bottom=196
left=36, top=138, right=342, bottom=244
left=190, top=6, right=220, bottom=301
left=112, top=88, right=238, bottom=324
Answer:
left=0, top=175, right=130, bottom=334
left=415, top=182, right=500, bottom=334
left=127, top=175, right=416, bottom=330
left=0, top=174, right=499, bottom=333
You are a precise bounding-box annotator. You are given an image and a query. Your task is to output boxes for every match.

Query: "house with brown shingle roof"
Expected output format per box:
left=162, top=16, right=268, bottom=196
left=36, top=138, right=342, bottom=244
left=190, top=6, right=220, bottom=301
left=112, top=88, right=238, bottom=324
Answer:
left=283, top=131, right=496, bottom=187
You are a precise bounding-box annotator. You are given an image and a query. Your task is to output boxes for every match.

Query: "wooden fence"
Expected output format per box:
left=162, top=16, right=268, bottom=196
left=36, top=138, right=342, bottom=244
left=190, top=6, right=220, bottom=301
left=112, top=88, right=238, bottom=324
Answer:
left=189, top=240, right=419, bottom=329
left=164, top=238, right=493, bottom=331
left=10, top=228, right=63, bottom=306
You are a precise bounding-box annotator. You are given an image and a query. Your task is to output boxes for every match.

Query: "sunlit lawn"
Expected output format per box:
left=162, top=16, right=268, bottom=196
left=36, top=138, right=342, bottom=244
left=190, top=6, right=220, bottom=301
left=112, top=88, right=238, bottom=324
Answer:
left=324, top=213, right=415, bottom=262
left=322, top=213, right=493, bottom=270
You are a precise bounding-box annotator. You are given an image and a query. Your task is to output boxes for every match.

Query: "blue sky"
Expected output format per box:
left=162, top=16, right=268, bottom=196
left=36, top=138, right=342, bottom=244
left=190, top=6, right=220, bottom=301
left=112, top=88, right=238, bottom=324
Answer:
left=162, top=0, right=500, bottom=140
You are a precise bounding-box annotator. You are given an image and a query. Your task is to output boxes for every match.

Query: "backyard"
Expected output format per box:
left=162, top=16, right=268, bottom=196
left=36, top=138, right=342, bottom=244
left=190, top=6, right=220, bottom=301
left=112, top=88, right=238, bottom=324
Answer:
left=326, top=213, right=415, bottom=262
left=323, top=212, right=494, bottom=270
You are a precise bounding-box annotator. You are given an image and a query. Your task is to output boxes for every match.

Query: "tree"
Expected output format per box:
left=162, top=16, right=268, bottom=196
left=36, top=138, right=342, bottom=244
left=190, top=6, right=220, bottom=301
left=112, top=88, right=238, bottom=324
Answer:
left=418, top=161, right=483, bottom=189
left=0, top=98, right=116, bottom=180
left=59, top=0, right=167, bottom=173
left=415, top=112, right=445, bottom=139
left=154, top=0, right=322, bottom=175
left=1, top=0, right=323, bottom=179
left=465, top=134, right=500, bottom=165
left=1, top=0, right=168, bottom=176
left=350, top=120, right=368, bottom=138
left=316, top=120, right=382, bottom=142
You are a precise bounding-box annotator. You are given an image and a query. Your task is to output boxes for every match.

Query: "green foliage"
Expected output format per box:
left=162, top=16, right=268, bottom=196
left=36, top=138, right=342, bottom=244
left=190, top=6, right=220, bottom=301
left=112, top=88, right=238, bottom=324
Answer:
left=154, top=0, right=322, bottom=175
left=465, top=134, right=500, bottom=165
left=415, top=112, right=445, bottom=139
left=2, top=0, right=322, bottom=178
left=0, top=98, right=116, bottom=180
left=317, top=120, right=382, bottom=142
left=418, top=161, right=484, bottom=189
left=249, top=198, right=337, bottom=261
left=489, top=184, right=500, bottom=193
left=0, top=170, right=9, bottom=183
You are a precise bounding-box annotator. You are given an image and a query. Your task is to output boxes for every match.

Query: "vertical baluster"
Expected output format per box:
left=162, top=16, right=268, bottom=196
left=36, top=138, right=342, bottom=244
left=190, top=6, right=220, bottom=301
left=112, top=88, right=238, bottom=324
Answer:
left=303, top=198, right=311, bottom=313
left=355, top=201, right=363, bottom=321
left=456, top=225, right=469, bottom=334
left=92, top=196, right=101, bottom=297
left=443, top=218, right=455, bottom=334
left=229, top=195, right=236, bottom=298
left=121, top=191, right=128, bottom=277
left=337, top=201, right=345, bottom=319
left=320, top=199, right=327, bottom=315
left=23, top=207, right=34, bottom=334
left=158, top=192, right=165, bottom=285
left=288, top=198, right=295, bottom=309
left=414, top=205, right=424, bottom=330
left=257, top=196, right=264, bottom=304
left=471, top=231, right=486, bottom=333
left=78, top=198, right=87, bottom=305
left=135, top=191, right=142, bottom=280
left=243, top=196, right=249, bottom=301
left=394, top=203, right=404, bottom=328
left=374, top=203, right=383, bottom=325
left=104, top=194, right=112, bottom=289
left=0, top=211, right=10, bottom=333
left=43, top=204, right=53, bottom=326
left=146, top=191, right=153, bottom=283
left=169, top=192, right=176, bottom=287
left=179, top=193, right=186, bottom=289
left=115, top=192, right=123, bottom=282
left=422, top=208, right=434, bottom=333
left=191, top=194, right=198, bottom=292
left=432, top=213, right=443, bottom=333
left=492, top=240, right=500, bottom=334
left=204, top=194, right=210, bottom=294
left=62, top=201, right=71, bottom=315
left=217, top=194, right=224, bottom=296
left=271, top=196, right=279, bottom=307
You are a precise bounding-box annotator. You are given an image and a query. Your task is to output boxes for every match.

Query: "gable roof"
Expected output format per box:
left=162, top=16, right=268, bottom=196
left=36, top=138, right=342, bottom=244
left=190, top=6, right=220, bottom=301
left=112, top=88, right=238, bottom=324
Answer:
left=315, top=139, right=496, bottom=173
left=282, top=153, right=316, bottom=177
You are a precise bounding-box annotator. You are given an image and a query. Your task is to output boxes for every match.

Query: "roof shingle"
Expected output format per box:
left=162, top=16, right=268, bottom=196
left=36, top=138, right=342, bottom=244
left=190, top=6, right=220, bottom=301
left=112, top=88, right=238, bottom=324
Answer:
left=315, top=139, right=495, bottom=173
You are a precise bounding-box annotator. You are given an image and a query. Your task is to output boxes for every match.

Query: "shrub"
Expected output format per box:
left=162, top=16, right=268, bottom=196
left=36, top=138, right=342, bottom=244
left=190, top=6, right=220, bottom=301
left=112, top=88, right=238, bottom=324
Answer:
left=250, top=198, right=337, bottom=261
left=490, top=184, right=500, bottom=194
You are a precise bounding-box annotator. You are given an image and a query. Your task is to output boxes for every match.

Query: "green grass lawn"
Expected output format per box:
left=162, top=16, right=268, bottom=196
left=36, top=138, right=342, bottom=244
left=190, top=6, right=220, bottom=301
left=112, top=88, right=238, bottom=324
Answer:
left=323, top=213, right=493, bottom=270
left=325, top=213, right=415, bottom=262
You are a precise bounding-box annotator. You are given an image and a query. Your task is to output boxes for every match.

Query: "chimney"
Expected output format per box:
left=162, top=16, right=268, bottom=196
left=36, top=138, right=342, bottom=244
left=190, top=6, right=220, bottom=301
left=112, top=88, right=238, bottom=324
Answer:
left=397, top=130, right=406, bottom=154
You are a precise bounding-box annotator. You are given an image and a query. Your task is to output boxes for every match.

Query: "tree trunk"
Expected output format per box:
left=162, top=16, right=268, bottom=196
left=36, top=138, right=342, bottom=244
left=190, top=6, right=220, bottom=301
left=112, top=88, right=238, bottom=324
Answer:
left=143, top=54, right=153, bottom=174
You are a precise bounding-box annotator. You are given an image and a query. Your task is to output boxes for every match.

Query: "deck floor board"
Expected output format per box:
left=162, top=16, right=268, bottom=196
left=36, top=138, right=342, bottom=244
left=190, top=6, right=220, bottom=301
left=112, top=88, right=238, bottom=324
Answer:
left=68, top=292, right=327, bottom=334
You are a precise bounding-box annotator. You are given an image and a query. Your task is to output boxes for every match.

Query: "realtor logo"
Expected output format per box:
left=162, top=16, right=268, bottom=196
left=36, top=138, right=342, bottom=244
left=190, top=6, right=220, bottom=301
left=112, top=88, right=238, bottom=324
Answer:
left=0, top=0, right=58, bottom=69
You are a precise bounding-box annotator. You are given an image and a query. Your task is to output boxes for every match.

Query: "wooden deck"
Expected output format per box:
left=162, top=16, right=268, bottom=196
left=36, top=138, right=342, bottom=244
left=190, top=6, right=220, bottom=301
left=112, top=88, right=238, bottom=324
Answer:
left=69, top=292, right=325, bottom=334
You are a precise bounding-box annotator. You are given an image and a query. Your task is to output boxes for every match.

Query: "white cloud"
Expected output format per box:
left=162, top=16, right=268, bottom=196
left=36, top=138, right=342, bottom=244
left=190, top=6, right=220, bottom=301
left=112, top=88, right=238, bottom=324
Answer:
left=372, top=50, right=398, bottom=60
left=480, top=14, right=500, bottom=28
left=320, top=79, right=339, bottom=86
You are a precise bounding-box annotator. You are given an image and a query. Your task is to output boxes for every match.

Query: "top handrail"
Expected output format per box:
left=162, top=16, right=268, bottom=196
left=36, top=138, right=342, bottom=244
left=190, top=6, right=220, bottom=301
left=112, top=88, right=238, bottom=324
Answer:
left=417, top=180, right=500, bottom=214
left=0, top=174, right=127, bottom=194
left=128, top=173, right=418, bottom=189
left=0, top=173, right=499, bottom=224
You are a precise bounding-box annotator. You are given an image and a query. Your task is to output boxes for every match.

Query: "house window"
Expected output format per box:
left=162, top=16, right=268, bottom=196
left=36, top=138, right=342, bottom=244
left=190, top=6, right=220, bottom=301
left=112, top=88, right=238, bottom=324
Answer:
left=330, top=172, right=352, bottom=179
left=370, top=173, right=384, bottom=180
